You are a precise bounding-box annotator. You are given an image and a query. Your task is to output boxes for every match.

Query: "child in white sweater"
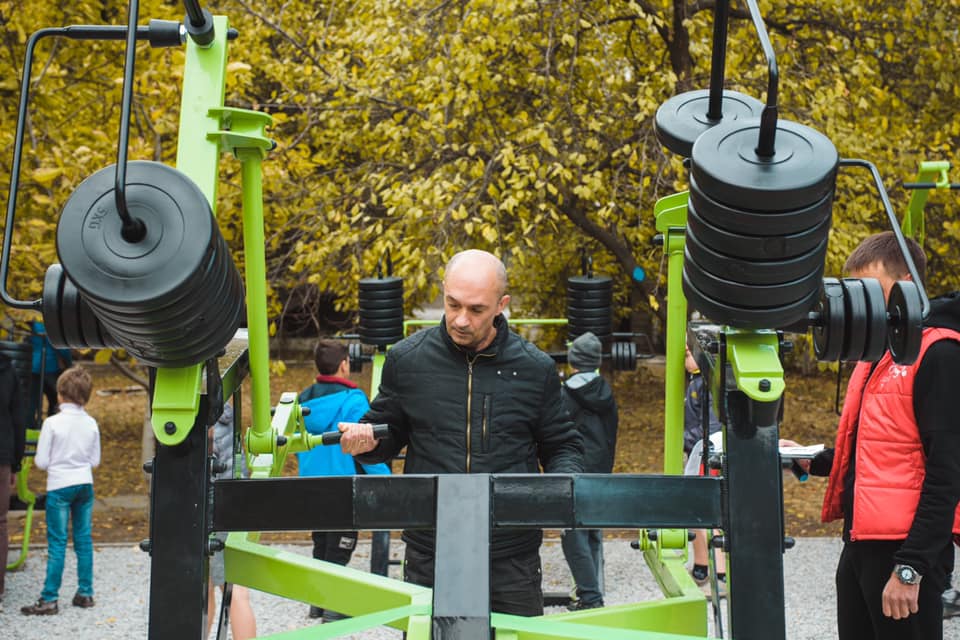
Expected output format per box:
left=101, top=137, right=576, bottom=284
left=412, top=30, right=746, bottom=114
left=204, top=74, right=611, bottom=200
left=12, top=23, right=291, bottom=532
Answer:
left=21, top=366, right=100, bottom=616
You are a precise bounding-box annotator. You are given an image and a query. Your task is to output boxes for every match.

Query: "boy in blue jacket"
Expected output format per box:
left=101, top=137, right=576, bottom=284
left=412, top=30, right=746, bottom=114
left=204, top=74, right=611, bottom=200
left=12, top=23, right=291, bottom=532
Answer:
left=298, top=340, right=390, bottom=621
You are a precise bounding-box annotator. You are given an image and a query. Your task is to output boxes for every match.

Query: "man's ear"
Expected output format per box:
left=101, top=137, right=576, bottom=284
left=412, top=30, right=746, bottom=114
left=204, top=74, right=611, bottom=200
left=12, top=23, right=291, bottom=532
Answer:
left=497, top=294, right=511, bottom=314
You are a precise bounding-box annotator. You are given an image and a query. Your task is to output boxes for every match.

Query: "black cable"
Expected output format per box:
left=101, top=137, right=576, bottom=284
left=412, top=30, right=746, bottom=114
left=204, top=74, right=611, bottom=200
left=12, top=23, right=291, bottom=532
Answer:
left=114, top=0, right=147, bottom=242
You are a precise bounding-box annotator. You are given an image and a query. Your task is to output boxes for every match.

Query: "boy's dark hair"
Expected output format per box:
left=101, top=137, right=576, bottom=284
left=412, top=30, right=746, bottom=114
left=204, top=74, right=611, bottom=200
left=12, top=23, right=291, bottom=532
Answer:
left=844, top=231, right=926, bottom=284
left=57, top=366, right=93, bottom=406
left=314, top=339, right=349, bottom=375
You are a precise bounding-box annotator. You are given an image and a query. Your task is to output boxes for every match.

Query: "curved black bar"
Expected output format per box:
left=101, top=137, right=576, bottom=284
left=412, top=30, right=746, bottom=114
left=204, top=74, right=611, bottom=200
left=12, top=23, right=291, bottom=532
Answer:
left=182, top=1, right=215, bottom=46
left=706, top=0, right=731, bottom=121
left=743, top=0, right=779, bottom=158
left=1, top=23, right=183, bottom=309
left=839, top=158, right=931, bottom=319
left=183, top=0, right=206, bottom=27
left=903, top=182, right=960, bottom=190
left=114, top=0, right=147, bottom=243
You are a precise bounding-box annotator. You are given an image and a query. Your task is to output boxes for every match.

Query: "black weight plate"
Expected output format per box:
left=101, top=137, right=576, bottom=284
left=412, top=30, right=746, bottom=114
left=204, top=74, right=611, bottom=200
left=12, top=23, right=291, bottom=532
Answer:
left=654, top=89, right=764, bottom=158
left=359, top=289, right=403, bottom=301
left=690, top=118, right=839, bottom=212
left=566, top=289, right=613, bottom=304
left=358, top=326, right=405, bottom=338
left=57, top=160, right=215, bottom=309
left=358, top=318, right=404, bottom=331
left=887, top=280, right=923, bottom=365
left=567, top=276, right=612, bottom=290
left=358, top=307, right=404, bottom=321
left=42, top=264, right=68, bottom=349
left=684, top=250, right=823, bottom=308
left=839, top=279, right=869, bottom=362
left=684, top=231, right=828, bottom=286
left=568, top=332, right=613, bottom=343
left=812, top=278, right=845, bottom=362
left=860, top=278, right=888, bottom=362
left=611, top=341, right=637, bottom=371
left=566, top=306, right=612, bottom=320
left=686, top=199, right=832, bottom=261
left=682, top=270, right=820, bottom=329
left=358, top=277, right=404, bottom=292
left=689, top=175, right=835, bottom=237
left=358, top=296, right=404, bottom=312
left=59, top=273, right=87, bottom=349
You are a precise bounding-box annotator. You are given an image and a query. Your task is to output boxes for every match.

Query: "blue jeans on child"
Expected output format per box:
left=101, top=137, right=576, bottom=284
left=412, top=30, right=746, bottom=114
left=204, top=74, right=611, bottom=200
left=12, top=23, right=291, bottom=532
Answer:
left=42, top=483, right=94, bottom=602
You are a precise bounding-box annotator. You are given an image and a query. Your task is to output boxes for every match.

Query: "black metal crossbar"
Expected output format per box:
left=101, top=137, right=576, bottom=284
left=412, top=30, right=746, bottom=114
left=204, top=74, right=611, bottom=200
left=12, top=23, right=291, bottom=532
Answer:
left=212, top=474, right=723, bottom=533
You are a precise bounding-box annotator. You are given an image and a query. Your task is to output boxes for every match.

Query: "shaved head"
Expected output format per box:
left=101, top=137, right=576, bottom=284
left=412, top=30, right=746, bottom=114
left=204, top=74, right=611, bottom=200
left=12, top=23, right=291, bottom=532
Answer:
left=442, top=250, right=510, bottom=351
left=444, top=250, right=508, bottom=297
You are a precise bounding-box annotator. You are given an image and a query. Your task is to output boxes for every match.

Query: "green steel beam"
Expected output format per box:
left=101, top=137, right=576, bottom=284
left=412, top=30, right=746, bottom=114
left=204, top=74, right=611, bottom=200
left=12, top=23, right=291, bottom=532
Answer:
left=370, top=350, right=386, bottom=401
left=219, top=108, right=274, bottom=449
left=151, top=365, right=203, bottom=445
left=655, top=191, right=690, bottom=476
left=724, top=330, right=784, bottom=401
left=491, top=608, right=711, bottom=640
left=224, top=532, right=431, bottom=632
left=902, top=160, right=951, bottom=246
left=6, top=432, right=38, bottom=571
left=151, top=15, right=230, bottom=445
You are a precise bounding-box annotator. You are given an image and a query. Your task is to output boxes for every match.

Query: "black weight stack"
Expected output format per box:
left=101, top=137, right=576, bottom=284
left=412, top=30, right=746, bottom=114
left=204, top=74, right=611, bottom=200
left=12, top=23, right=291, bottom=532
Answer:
left=358, top=277, right=404, bottom=347
left=567, top=276, right=612, bottom=343
left=55, top=161, right=244, bottom=368
left=683, top=119, right=838, bottom=329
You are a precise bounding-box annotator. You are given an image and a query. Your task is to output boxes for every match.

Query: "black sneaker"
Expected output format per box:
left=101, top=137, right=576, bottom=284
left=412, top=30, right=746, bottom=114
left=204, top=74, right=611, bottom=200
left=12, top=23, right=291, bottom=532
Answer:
left=566, top=599, right=603, bottom=611
left=21, top=599, right=58, bottom=615
left=943, top=588, right=960, bottom=619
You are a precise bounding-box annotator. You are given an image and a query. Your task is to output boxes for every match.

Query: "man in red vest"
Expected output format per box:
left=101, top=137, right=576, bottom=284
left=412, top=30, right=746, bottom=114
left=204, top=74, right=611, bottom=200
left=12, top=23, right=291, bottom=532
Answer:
left=804, top=231, right=960, bottom=640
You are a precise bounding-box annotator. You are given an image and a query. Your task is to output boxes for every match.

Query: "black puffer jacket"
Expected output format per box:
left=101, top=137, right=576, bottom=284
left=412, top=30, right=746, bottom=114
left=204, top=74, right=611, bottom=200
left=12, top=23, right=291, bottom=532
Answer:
left=562, top=372, right=618, bottom=473
left=0, top=352, right=27, bottom=472
left=358, top=314, right=584, bottom=557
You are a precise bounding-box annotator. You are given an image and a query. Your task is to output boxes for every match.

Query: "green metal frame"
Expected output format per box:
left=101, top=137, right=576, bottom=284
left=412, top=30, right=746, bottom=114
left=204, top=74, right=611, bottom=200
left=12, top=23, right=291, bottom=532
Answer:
left=901, top=160, right=953, bottom=247
left=6, top=428, right=39, bottom=571
left=133, top=4, right=957, bottom=636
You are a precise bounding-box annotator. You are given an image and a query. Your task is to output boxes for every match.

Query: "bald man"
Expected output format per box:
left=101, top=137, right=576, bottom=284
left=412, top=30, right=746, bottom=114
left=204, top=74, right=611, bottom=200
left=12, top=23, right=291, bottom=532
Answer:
left=340, top=249, right=584, bottom=616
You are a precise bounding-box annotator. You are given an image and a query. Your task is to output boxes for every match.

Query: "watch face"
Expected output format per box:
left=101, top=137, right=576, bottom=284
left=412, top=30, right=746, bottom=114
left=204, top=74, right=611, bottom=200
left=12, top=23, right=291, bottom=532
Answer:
left=897, top=565, right=919, bottom=584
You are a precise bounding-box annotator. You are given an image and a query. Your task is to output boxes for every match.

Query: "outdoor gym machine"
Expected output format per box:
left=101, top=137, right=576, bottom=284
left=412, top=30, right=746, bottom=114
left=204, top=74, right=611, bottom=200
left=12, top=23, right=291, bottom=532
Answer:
left=653, top=0, right=929, bottom=636
left=0, top=1, right=933, bottom=640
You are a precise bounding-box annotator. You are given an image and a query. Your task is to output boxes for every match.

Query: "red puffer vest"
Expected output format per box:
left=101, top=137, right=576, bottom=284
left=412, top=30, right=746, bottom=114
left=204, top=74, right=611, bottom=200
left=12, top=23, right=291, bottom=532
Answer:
left=821, top=327, right=960, bottom=539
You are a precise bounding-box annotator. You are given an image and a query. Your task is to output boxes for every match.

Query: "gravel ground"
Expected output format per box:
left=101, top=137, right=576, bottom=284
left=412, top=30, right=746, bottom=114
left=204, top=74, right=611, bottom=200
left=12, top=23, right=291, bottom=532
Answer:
left=3, top=537, right=959, bottom=639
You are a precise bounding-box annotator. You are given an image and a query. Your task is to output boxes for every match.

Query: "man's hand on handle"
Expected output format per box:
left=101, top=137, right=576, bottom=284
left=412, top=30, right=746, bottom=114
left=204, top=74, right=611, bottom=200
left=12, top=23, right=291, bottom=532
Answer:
left=337, top=422, right=378, bottom=455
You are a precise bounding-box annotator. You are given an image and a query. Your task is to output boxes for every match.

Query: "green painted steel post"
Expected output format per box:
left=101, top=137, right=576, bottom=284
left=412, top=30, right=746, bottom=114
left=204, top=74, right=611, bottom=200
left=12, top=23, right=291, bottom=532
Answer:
left=655, top=192, right=690, bottom=476
left=902, top=160, right=951, bottom=246
left=238, top=148, right=272, bottom=448
left=370, top=350, right=386, bottom=401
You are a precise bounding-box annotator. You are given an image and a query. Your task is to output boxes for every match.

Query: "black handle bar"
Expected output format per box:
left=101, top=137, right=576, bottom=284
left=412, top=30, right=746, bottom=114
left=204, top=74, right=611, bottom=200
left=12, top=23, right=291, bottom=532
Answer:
left=320, top=423, right=391, bottom=446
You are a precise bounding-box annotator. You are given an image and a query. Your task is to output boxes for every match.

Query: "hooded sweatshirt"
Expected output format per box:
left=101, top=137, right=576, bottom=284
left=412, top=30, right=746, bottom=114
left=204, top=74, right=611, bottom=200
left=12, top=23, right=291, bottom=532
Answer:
left=562, top=371, right=618, bottom=473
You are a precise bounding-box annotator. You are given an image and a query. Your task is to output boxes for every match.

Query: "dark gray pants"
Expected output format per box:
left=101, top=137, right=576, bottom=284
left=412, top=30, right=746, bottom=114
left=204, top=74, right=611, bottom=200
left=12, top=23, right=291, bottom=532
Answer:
left=561, top=528, right=604, bottom=605
left=403, top=544, right=544, bottom=616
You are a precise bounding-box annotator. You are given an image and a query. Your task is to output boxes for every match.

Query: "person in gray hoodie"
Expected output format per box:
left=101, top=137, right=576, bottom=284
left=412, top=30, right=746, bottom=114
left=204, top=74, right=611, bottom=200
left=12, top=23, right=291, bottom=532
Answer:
left=560, top=331, right=618, bottom=610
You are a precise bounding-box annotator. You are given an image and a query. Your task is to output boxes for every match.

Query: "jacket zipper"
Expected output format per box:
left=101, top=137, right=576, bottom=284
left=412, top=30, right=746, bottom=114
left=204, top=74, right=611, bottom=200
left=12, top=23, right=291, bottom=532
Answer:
left=464, top=351, right=496, bottom=472
left=466, top=358, right=474, bottom=472
left=482, top=395, right=490, bottom=452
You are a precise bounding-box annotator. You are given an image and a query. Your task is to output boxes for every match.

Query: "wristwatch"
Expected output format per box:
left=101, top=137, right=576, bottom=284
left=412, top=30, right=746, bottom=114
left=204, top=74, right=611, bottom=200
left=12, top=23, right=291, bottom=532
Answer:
left=893, top=564, right=922, bottom=585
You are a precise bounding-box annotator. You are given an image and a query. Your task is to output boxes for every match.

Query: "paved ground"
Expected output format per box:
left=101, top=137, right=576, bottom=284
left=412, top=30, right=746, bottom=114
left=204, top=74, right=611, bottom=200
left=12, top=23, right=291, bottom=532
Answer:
left=4, top=536, right=960, bottom=639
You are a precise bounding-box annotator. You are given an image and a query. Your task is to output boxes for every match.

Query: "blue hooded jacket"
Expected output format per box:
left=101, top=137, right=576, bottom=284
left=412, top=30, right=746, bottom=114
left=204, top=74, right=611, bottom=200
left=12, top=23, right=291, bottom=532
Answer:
left=297, top=377, right=390, bottom=477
